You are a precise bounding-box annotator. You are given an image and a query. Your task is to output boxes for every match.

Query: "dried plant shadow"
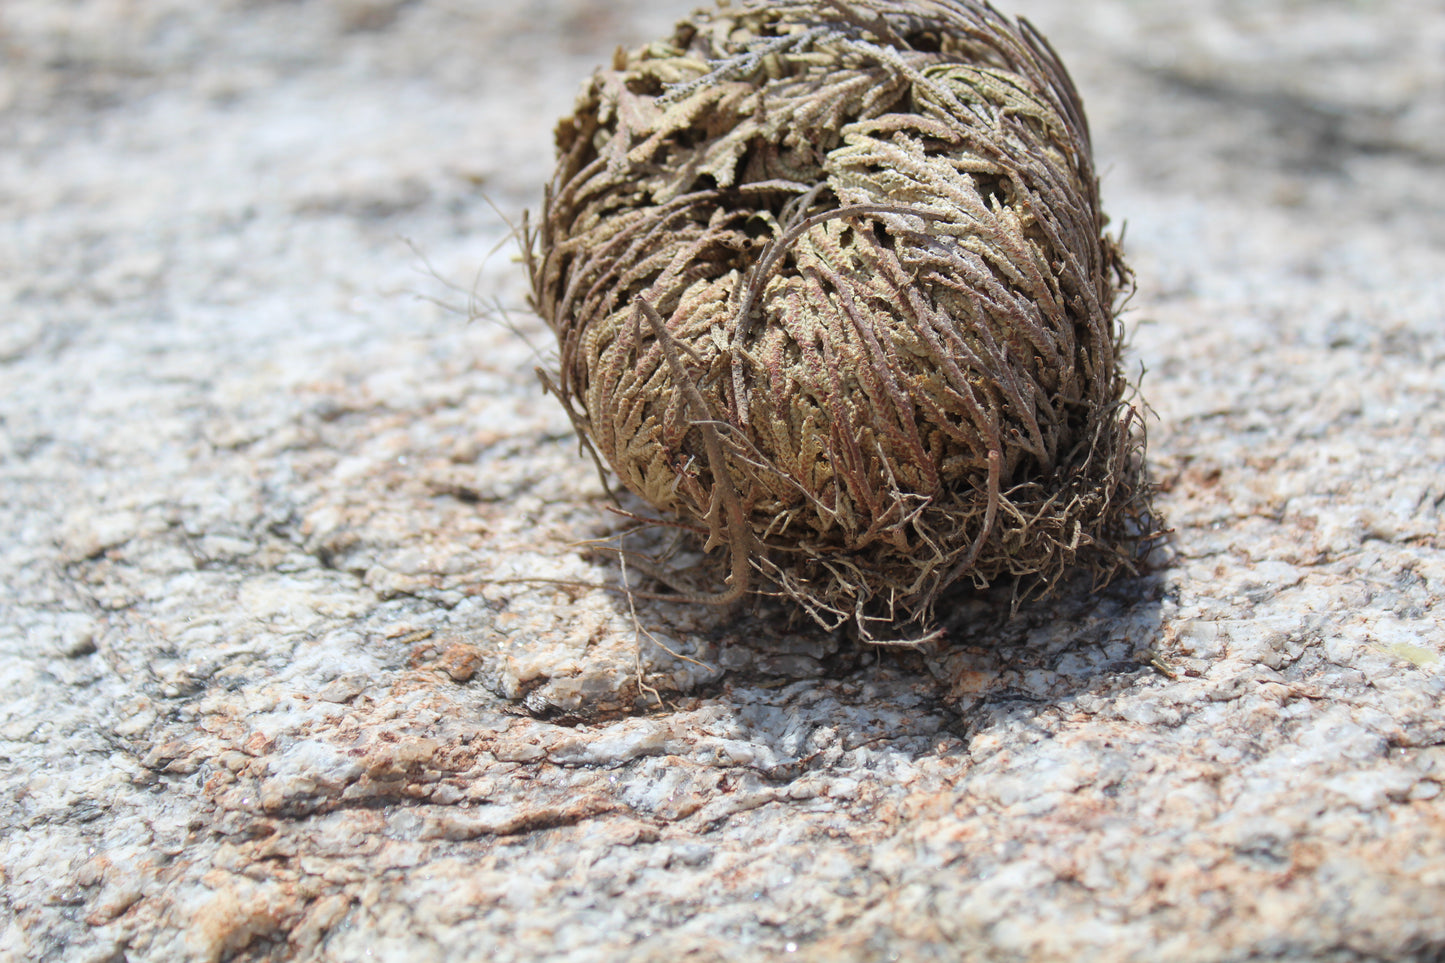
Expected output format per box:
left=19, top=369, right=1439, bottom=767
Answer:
left=587, top=530, right=1171, bottom=747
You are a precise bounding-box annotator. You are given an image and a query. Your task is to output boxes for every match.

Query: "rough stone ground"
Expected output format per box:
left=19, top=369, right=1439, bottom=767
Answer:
left=1, top=1, right=1442, bottom=961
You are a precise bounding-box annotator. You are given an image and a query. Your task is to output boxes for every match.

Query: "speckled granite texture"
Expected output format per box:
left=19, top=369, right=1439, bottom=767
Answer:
left=2, top=2, right=1442, bottom=961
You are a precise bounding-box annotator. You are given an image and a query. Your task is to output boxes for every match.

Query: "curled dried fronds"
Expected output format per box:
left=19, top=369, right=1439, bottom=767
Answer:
left=528, top=0, right=1158, bottom=640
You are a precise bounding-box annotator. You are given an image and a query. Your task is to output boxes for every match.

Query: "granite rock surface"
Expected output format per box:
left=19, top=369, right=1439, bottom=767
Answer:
left=2, top=1, right=1442, bottom=961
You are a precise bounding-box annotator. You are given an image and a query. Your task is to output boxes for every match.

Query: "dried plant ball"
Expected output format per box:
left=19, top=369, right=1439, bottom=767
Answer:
left=529, top=0, right=1156, bottom=638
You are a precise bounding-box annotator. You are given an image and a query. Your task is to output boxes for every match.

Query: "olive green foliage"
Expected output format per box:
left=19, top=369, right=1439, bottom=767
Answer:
left=529, top=0, right=1157, bottom=639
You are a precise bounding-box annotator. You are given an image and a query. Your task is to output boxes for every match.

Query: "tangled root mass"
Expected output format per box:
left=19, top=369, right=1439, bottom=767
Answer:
left=529, top=0, right=1158, bottom=640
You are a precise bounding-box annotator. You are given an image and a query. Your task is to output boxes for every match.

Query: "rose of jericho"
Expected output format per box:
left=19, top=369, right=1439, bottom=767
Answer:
left=528, top=0, right=1157, bottom=639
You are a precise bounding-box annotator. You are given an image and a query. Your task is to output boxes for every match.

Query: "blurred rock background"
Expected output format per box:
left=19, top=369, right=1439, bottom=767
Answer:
left=1, top=1, right=1442, bottom=960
